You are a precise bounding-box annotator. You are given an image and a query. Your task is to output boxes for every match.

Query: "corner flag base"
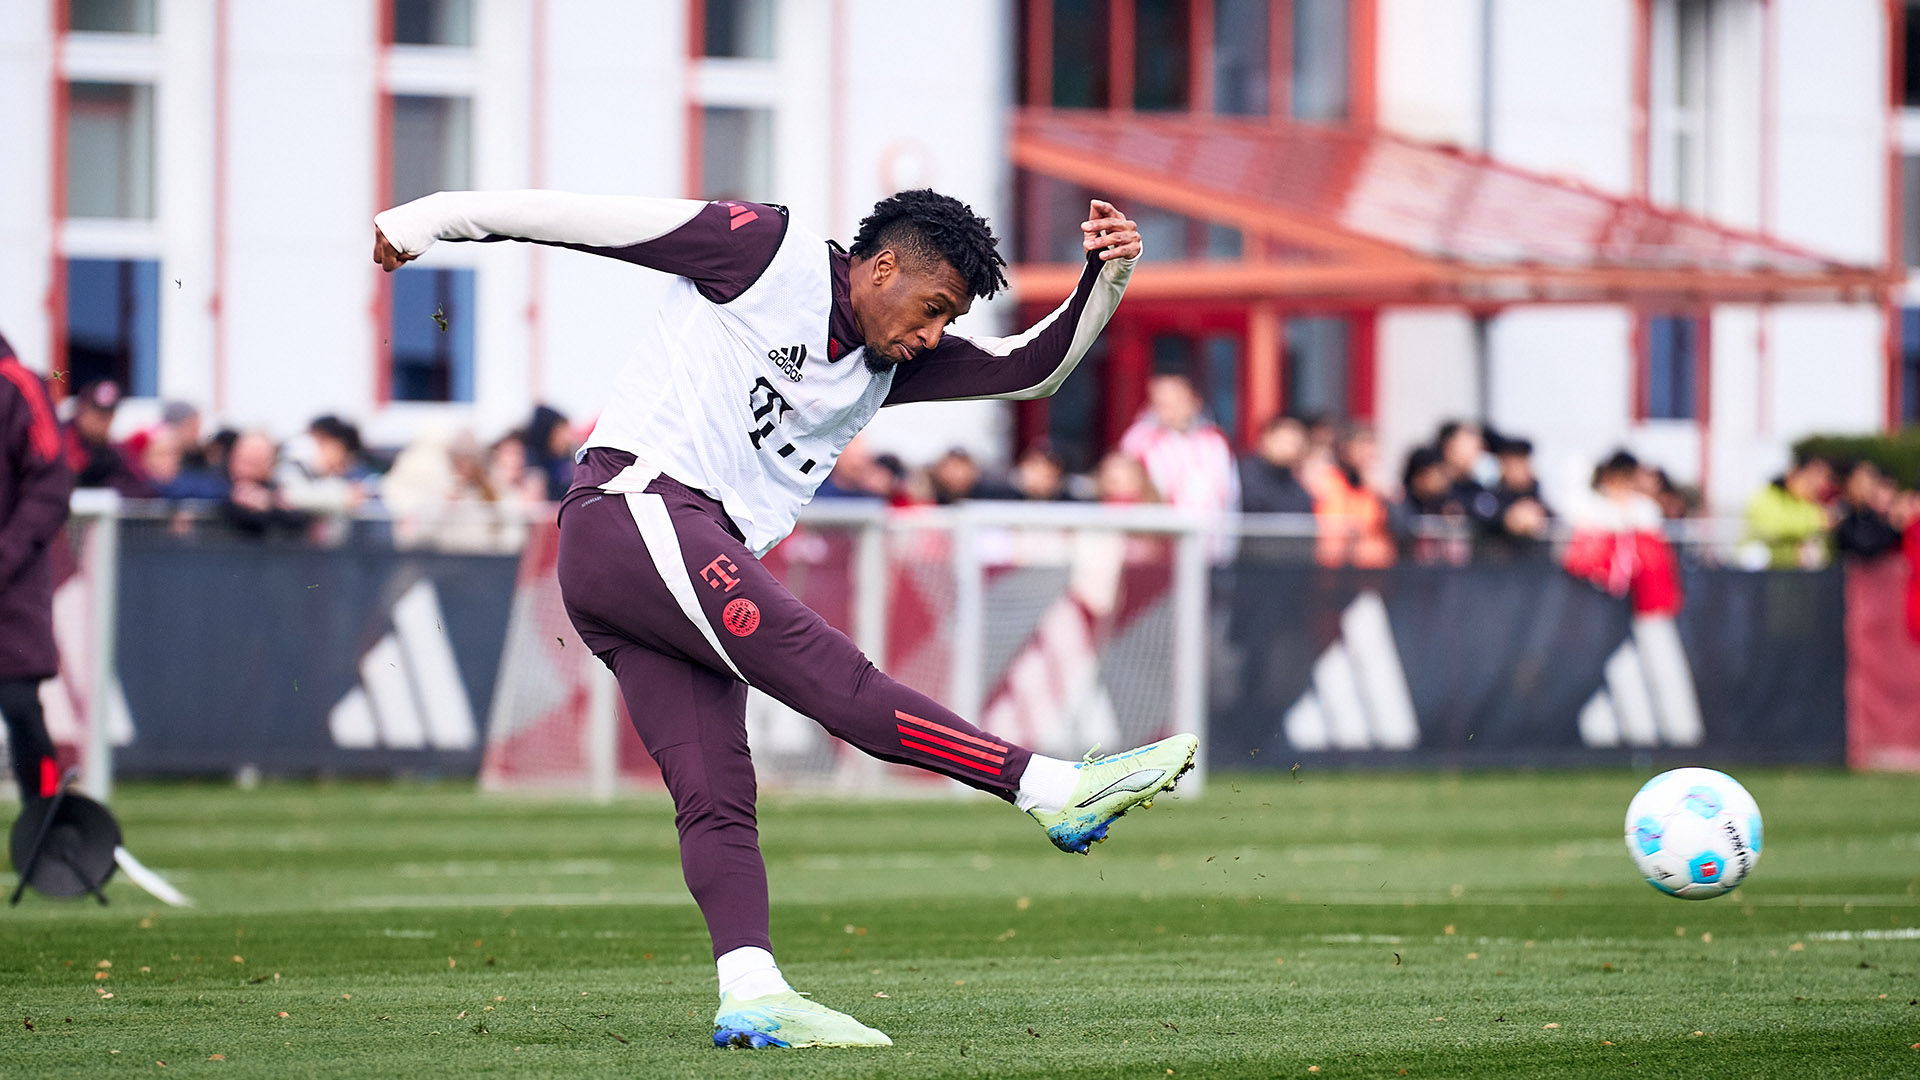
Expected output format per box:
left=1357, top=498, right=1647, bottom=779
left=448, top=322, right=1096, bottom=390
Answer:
left=9, top=787, right=121, bottom=905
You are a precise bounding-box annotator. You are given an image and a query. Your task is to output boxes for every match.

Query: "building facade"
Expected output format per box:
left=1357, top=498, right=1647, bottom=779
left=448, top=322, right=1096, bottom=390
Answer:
left=0, top=0, right=1909, bottom=512
left=1008, top=0, right=1903, bottom=513
left=0, top=0, right=1016, bottom=456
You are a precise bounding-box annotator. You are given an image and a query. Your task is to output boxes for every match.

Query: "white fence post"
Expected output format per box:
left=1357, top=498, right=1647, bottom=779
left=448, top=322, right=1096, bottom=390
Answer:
left=584, top=655, right=618, bottom=803
left=73, top=489, right=122, bottom=802
left=949, top=506, right=985, bottom=725
left=1171, top=521, right=1209, bottom=795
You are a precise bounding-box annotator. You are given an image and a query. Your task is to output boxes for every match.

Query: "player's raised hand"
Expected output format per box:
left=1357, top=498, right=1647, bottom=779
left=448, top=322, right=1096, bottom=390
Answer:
left=1082, top=199, right=1142, bottom=262
left=373, top=226, right=416, bottom=272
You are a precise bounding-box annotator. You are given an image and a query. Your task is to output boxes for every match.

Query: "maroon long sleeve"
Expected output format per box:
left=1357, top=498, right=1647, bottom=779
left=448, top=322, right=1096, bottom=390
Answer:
left=885, top=249, right=1133, bottom=405
left=0, top=340, right=74, bottom=681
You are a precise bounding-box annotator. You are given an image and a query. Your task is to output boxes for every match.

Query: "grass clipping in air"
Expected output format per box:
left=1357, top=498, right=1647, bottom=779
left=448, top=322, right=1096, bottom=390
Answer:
left=2, top=771, right=1918, bottom=1078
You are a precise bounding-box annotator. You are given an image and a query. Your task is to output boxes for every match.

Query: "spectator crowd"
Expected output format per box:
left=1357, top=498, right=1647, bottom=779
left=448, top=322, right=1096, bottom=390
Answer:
left=55, top=377, right=560, bottom=553
left=45, top=367, right=1920, bottom=574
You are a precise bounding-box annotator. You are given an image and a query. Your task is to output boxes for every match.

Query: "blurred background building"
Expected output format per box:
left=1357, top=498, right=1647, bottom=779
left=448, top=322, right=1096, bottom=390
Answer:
left=0, top=0, right=1910, bottom=512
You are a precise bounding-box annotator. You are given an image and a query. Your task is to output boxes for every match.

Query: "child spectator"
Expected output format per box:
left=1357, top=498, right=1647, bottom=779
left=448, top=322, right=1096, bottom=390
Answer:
left=1562, top=450, right=1681, bottom=615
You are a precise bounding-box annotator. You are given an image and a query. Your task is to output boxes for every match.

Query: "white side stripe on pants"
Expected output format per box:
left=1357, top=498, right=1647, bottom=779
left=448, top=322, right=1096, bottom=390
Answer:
left=624, top=491, right=745, bottom=681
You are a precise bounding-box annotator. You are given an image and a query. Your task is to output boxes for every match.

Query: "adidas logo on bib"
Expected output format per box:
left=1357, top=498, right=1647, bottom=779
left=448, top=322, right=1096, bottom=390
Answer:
left=769, top=344, right=807, bottom=381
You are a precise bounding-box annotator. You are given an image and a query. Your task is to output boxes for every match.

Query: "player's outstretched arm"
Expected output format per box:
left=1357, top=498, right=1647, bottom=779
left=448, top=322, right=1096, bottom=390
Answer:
left=884, top=199, right=1140, bottom=405
left=372, top=190, right=787, bottom=303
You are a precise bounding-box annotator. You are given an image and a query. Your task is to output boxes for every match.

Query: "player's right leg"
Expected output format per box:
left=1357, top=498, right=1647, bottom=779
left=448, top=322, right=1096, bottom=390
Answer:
left=558, top=487, right=891, bottom=1048
left=0, top=679, right=58, bottom=805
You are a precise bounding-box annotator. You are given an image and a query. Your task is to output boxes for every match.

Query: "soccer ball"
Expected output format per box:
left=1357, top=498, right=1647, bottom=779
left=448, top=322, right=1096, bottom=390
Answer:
left=1624, top=768, right=1762, bottom=900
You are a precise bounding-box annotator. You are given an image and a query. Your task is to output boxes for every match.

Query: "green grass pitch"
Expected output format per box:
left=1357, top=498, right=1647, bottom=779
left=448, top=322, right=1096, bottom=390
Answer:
left=3, top=769, right=1917, bottom=1078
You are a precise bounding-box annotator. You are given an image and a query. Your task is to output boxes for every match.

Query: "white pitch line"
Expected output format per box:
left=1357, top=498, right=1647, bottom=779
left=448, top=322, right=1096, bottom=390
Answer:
left=1804, top=928, right=1920, bottom=941
left=1288, top=892, right=1920, bottom=908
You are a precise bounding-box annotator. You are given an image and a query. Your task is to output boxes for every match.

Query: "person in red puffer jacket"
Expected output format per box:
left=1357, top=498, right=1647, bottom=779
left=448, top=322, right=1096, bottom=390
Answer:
left=0, top=330, right=75, bottom=806
left=1562, top=450, right=1682, bottom=616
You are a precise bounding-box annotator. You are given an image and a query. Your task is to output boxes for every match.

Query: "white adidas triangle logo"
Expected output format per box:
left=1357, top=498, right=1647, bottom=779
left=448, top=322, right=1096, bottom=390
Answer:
left=1281, top=591, right=1419, bottom=751
left=328, top=580, right=478, bottom=751
left=1577, top=615, right=1704, bottom=747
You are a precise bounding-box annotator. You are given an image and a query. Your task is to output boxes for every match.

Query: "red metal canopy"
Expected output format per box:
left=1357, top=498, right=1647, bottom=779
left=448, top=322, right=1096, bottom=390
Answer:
left=1012, top=109, right=1891, bottom=305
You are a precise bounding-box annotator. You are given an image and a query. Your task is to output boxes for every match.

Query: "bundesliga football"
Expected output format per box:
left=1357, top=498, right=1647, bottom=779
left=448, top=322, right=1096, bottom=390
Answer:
left=1624, top=768, right=1762, bottom=900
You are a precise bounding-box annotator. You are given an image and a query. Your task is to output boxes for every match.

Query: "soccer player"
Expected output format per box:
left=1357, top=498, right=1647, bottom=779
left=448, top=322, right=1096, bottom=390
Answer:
left=373, top=188, right=1197, bottom=1049
left=0, top=330, right=75, bottom=811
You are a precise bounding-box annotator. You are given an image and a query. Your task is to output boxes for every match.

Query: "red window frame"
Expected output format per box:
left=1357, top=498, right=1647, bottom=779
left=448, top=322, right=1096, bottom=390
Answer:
left=1013, top=302, right=1377, bottom=456
left=1631, top=308, right=1712, bottom=424
left=1018, top=0, right=1375, bottom=125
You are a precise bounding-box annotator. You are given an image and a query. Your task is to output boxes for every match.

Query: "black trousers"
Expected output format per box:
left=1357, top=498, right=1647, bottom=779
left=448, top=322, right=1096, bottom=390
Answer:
left=0, top=679, right=56, bottom=803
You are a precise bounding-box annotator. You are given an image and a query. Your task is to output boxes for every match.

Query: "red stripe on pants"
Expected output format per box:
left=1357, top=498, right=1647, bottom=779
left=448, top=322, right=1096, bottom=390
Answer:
left=901, top=738, right=1003, bottom=776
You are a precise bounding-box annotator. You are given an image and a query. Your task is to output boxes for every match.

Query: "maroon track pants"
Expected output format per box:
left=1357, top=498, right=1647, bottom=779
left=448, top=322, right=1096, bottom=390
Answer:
left=557, top=469, right=1034, bottom=958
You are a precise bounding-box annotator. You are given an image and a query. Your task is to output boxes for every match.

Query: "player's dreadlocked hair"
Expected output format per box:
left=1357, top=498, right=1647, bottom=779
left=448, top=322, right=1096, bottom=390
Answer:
left=849, top=189, right=1008, bottom=301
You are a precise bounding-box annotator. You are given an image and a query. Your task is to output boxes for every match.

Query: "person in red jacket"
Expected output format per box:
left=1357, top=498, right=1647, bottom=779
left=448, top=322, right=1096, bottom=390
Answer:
left=1562, top=450, right=1682, bottom=616
left=0, top=330, right=76, bottom=806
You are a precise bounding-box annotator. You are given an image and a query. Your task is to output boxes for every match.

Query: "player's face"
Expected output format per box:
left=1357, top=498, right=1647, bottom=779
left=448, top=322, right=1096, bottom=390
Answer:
left=857, top=253, right=971, bottom=372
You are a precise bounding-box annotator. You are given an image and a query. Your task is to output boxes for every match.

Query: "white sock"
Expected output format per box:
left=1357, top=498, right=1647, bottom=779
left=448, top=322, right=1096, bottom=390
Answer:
left=716, top=946, right=790, bottom=1000
left=1014, top=754, right=1080, bottom=813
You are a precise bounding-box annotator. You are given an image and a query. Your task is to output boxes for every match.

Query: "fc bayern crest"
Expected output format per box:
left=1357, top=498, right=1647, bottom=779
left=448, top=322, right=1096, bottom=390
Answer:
left=722, top=597, right=761, bottom=637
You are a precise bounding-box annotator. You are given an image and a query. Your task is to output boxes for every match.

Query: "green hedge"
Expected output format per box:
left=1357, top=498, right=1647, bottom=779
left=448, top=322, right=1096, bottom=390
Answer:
left=1794, top=428, right=1920, bottom=488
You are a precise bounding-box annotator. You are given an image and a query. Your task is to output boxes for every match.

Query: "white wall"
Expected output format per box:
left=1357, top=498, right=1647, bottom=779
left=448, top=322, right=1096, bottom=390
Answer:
left=1486, top=306, right=1635, bottom=511
left=839, top=0, right=1014, bottom=466
left=0, top=0, right=53, bottom=370
left=1705, top=303, right=1765, bottom=510
left=1376, top=0, right=1485, bottom=148
left=223, top=0, right=378, bottom=435
left=1375, top=308, right=1478, bottom=491
left=1768, top=303, right=1886, bottom=442
left=1771, top=0, right=1885, bottom=264
left=508, top=0, right=682, bottom=442
left=1486, top=0, right=1635, bottom=193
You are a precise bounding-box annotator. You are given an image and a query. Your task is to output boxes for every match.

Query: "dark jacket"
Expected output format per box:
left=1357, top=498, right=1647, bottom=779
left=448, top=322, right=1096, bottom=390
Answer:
left=1836, top=503, right=1902, bottom=561
left=1237, top=456, right=1316, bottom=516
left=0, top=338, right=75, bottom=681
left=63, top=425, right=151, bottom=497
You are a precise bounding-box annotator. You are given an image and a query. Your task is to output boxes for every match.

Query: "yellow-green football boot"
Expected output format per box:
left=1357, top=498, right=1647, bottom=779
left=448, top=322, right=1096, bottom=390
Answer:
left=712, top=989, right=892, bottom=1049
left=1028, top=734, right=1198, bottom=854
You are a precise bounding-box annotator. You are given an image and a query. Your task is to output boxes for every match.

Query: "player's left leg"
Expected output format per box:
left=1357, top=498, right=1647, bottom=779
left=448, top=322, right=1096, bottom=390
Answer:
left=0, top=679, right=58, bottom=805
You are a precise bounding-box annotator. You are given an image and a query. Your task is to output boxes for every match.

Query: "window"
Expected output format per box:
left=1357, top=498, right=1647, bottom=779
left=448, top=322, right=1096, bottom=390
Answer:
left=390, top=268, right=475, bottom=402
left=1213, top=0, right=1270, bottom=116
left=1201, top=334, right=1240, bottom=438
left=1045, top=338, right=1109, bottom=474
left=1905, top=154, right=1920, bottom=268
left=1290, top=0, right=1349, bottom=122
left=1644, top=314, right=1700, bottom=420
left=1022, top=0, right=1350, bottom=118
left=1649, top=0, right=1712, bottom=210
left=700, top=107, right=773, bottom=202
left=704, top=0, right=774, bottom=59
left=67, top=0, right=155, bottom=33
left=1016, top=171, right=1242, bottom=262
left=1286, top=315, right=1348, bottom=418
left=1906, top=1, right=1920, bottom=107
left=390, top=95, right=471, bottom=205
left=66, top=82, right=155, bottom=220
left=1049, top=0, right=1111, bottom=108
left=1147, top=332, right=1240, bottom=439
left=66, top=258, right=160, bottom=397
left=1134, top=0, right=1191, bottom=111
left=392, top=0, right=472, bottom=46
